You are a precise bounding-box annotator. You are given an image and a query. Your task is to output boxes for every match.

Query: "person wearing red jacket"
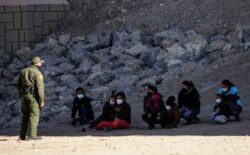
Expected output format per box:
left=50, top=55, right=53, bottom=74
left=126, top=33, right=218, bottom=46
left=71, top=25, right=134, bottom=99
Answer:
left=96, top=92, right=131, bottom=131
left=142, top=85, right=166, bottom=129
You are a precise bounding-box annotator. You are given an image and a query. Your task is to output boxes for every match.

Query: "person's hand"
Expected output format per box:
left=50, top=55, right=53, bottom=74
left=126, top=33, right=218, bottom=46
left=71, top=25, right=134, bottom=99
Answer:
left=156, top=113, right=161, bottom=121
left=115, top=107, right=121, bottom=112
left=156, top=115, right=161, bottom=121
left=39, top=102, right=44, bottom=109
left=147, top=113, right=152, bottom=118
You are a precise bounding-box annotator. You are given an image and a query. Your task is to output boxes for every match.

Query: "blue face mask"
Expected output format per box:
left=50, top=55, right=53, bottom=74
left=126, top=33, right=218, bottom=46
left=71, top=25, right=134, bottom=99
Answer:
left=222, top=88, right=228, bottom=92
left=77, top=94, right=84, bottom=99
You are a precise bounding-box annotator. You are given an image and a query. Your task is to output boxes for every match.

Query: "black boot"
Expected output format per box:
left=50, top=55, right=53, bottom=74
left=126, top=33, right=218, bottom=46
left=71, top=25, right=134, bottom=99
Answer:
left=19, top=135, right=26, bottom=141
left=235, top=115, right=241, bottom=121
left=193, top=117, right=200, bottom=124
left=184, top=119, right=193, bottom=125
left=148, top=124, right=155, bottom=130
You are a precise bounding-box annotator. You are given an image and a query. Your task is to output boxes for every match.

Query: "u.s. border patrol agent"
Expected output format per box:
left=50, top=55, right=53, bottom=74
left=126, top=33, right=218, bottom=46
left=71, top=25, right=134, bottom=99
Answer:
left=17, top=57, right=45, bottom=141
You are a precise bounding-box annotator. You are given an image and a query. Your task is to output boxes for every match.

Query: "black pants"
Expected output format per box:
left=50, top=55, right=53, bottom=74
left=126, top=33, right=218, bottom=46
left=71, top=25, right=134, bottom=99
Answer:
left=142, top=113, right=166, bottom=127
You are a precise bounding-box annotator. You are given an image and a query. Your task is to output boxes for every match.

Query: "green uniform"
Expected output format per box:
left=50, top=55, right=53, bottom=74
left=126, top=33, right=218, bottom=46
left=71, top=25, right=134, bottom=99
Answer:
left=17, top=65, right=44, bottom=138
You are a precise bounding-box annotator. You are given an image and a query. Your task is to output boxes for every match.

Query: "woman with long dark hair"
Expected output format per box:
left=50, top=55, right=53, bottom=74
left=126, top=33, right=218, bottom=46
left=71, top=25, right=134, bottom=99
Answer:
left=178, top=81, right=201, bottom=125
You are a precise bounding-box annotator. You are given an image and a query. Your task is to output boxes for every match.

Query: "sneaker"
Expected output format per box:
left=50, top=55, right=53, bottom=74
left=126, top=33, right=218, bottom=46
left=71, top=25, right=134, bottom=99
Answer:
left=193, top=117, right=200, bottom=124
left=184, top=120, right=193, bottom=125
left=235, top=115, right=241, bottom=121
left=82, top=127, right=86, bottom=132
left=103, top=126, right=111, bottom=132
left=27, top=136, right=42, bottom=141
left=148, top=124, right=155, bottom=130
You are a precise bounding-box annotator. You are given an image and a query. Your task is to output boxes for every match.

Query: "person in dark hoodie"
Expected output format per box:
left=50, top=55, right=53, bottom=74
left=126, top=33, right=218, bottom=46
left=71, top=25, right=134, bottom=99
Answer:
left=71, top=87, right=95, bottom=126
left=88, top=95, right=116, bottom=129
left=210, top=94, right=231, bottom=124
left=96, top=92, right=131, bottom=131
left=178, top=81, right=201, bottom=125
left=164, top=96, right=181, bottom=128
left=217, top=79, right=243, bottom=121
left=142, top=85, right=166, bottom=129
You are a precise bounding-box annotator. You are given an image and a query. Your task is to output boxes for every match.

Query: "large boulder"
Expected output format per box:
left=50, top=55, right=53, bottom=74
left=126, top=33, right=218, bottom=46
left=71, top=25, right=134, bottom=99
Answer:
left=167, top=43, right=188, bottom=61
left=140, top=47, right=160, bottom=67
left=8, top=99, right=21, bottom=117
left=205, top=39, right=227, bottom=53
left=167, top=59, right=184, bottom=68
left=185, top=38, right=208, bottom=60
left=110, top=44, right=125, bottom=57
left=87, top=71, right=115, bottom=86
left=113, top=66, right=136, bottom=75
left=15, top=47, right=32, bottom=61
left=58, top=62, right=75, bottom=73
left=67, top=48, right=95, bottom=66
left=59, top=74, right=78, bottom=87
left=112, top=31, right=130, bottom=45
left=58, top=34, right=71, bottom=46
left=129, top=30, right=142, bottom=43
left=0, top=102, right=12, bottom=127
left=124, top=59, right=144, bottom=72
left=113, top=74, right=140, bottom=85
left=137, top=78, right=157, bottom=87
left=154, top=27, right=185, bottom=46
left=0, top=52, right=12, bottom=66
left=43, top=66, right=64, bottom=77
left=86, top=86, right=112, bottom=101
left=125, top=44, right=149, bottom=57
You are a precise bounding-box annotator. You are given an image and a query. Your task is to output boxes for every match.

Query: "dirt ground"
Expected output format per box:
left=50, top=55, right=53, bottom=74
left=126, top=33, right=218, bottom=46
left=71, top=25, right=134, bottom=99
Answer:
left=1, top=119, right=250, bottom=155
left=61, top=0, right=250, bottom=36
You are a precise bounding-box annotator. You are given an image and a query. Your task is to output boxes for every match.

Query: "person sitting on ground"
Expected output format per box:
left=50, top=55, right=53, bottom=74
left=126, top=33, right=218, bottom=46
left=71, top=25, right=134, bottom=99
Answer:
left=164, top=96, right=181, bottom=129
left=88, top=95, right=116, bottom=129
left=96, top=92, right=131, bottom=131
left=178, top=81, right=201, bottom=125
left=71, top=87, right=95, bottom=126
left=210, top=94, right=231, bottom=124
left=142, top=85, right=166, bottom=129
left=217, top=79, right=243, bottom=121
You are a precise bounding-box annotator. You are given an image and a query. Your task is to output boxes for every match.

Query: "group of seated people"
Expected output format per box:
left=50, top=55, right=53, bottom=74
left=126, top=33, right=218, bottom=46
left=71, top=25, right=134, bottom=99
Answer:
left=70, top=79, right=243, bottom=131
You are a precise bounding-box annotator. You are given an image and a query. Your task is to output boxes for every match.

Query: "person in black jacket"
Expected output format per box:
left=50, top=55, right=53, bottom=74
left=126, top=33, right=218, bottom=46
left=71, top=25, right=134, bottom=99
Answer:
left=178, top=81, right=201, bottom=125
left=96, top=92, right=131, bottom=131
left=142, top=85, right=166, bottom=129
left=210, top=94, right=231, bottom=124
left=88, top=95, right=116, bottom=129
left=71, top=87, right=95, bottom=126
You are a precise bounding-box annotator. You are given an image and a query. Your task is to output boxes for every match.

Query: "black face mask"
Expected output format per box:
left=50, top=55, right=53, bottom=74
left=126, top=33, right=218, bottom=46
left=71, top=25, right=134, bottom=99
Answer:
left=147, top=92, right=152, bottom=96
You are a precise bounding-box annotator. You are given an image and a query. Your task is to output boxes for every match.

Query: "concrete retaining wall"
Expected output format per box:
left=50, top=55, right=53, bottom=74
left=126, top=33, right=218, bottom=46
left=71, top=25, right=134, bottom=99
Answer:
left=0, top=0, right=70, bottom=53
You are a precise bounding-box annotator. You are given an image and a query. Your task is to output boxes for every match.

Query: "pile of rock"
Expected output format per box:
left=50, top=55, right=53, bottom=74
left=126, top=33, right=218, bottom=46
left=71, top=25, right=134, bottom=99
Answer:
left=1, top=25, right=250, bottom=128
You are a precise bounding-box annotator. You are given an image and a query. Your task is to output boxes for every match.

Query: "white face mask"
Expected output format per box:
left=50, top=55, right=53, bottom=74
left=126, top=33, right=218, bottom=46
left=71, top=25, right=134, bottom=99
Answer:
left=216, top=99, right=222, bottom=104
left=109, top=100, right=115, bottom=105
left=166, top=105, right=171, bottom=110
left=222, top=88, right=228, bottom=92
left=77, top=94, right=84, bottom=99
left=116, top=99, right=123, bottom=105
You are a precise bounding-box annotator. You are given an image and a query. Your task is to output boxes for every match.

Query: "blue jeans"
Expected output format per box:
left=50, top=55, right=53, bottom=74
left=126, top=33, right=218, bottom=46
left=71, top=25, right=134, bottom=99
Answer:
left=79, top=108, right=95, bottom=124
left=181, top=108, right=200, bottom=120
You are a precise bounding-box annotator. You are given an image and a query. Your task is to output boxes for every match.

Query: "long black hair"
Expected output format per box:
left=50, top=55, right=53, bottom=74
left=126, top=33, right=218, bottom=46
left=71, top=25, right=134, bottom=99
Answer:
left=182, top=80, right=200, bottom=97
left=221, top=79, right=235, bottom=88
left=147, top=85, right=158, bottom=93
left=116, top=92, right=126, bottom=100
